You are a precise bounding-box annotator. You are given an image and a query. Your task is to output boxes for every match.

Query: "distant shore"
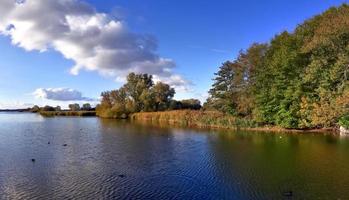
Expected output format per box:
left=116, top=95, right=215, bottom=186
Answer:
left=39, top=111, right=96, bottom=117
left=0, top=109, right=96, bottom=117
left=0, top=109, right=31, bottom=112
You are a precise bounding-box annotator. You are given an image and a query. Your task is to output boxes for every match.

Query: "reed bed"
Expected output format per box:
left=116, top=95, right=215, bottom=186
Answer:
left=130, top=110, right=257, bottom=129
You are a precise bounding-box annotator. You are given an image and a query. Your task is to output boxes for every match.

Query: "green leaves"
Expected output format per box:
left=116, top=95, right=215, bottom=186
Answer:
left=339, top=114, right=349, bottom=129
left=97, top=73, right=176, bottom=118
left=207, top=4, right=349, bottom=129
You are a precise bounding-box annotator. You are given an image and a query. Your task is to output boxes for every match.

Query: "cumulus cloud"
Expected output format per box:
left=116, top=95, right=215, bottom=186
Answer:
left=153, top=75, right=193, bottom=92
left=33, top=88, right=94, bottom=101
left=0, top=0, right=190, bottom=91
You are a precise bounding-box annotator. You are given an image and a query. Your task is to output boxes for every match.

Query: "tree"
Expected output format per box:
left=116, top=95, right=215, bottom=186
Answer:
left=69, top=104, right=80, bottom=111
left=55, top=106, right=61, bottom=111
left=207, top=61, right=237, bottom=114
left=206, top=43, right=267, bottom=117
left=180, top=99, right=202, bottom=110
left=42, top=105, right=55, bottom=111
left=82, top=103, right=92, bottom=111
left=254, top=31, right=306, bottom=128
left=152, top=82, right=175, bottom=111
left=205, top=4, right=349, bottom=128
left=124, top=73, right=154, bottom=112
left=31, top=105, right=40, bottom=113
left=97, top=73, right=176, bottom=118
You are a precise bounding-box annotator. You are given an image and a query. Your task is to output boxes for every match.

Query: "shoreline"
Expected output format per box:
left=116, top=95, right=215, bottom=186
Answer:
left=129, top=110, right=338, bottom=134
left=131, top=118, right=337, bottom=134
left=15, top=109, right=336, bottom=134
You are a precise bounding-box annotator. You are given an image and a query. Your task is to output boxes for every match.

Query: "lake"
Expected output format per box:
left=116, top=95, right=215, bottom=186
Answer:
left=1, top=112, right=349, bottom=199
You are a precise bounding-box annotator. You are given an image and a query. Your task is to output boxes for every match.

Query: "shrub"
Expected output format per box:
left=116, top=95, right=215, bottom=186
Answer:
left=339, top=114, right=349, bottom=129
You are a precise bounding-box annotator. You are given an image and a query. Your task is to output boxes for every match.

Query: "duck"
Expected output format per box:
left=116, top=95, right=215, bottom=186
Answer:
left=282, top=191, right=293, bottom=197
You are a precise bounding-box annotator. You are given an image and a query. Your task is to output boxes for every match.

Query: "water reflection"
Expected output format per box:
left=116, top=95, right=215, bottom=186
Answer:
left=1, top=113, right=349, bottom=199
left=208, top=130, right=349, bottom=199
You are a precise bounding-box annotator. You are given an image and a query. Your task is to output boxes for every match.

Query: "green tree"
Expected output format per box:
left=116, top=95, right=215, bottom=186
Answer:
left=124, top=73, right=154, bottom=112
left=206, top=43, right=267, bottom=117
left=206, top=4, right=349, bottom=128
left=31, top=105, right=40, bottom=113
left=97, top=73, right=176, bottom=118
left=42, top=105, right=55, bottom=111
left=180, top=99, right=202, bottom=110
left=152, top=82, right=175, bottom=111
left=207, top=61, right=237, bottom=114
left=69, top=104, right=80, bottom=111
left=55, top=106, right=61, bottom=111
left=81, top=103, right=91, bottom=111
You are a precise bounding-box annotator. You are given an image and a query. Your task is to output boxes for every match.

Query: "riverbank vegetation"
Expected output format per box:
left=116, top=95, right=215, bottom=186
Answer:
left=96, top=73, right=201, bottom=118
left=203, top=4, right=349, bottom=129
left=131, top=110, right=257, bottom=129
left=339, top=115, right=349, bottom=129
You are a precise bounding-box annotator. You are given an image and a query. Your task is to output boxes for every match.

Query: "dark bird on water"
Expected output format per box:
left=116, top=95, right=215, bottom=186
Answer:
left=31, top=159, right=35, bottom=162
left=283, top=191, right=293, bottom=197
left=63, top=144, right=67, bottom=146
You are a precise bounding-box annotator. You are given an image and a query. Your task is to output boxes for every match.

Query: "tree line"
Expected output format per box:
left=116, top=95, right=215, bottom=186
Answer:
left=31, top=103, right=94, bottom=112
left=96, top=73, right=201, bottom=118
left=204, top=4, right=349, bottom=129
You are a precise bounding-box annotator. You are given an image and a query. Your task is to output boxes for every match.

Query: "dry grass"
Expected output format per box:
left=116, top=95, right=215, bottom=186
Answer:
left=130, top=110, right=257, bottom=129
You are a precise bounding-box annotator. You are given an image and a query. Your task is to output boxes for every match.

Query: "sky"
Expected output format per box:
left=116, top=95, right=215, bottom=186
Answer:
left=0, top=0, right=348, bottom=109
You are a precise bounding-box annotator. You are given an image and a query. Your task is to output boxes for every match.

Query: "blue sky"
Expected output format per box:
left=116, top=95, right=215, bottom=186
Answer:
left=0, top=0, right=347, bottom=109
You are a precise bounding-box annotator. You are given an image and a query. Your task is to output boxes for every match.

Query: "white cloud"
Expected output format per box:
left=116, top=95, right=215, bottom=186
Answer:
left=153, top=75, right=192, bottom=93
left=0, top=0, right=190, bottom=91
left=33, top=88, right=94, bottom=101
left=0, top=101, right=33, bottom=109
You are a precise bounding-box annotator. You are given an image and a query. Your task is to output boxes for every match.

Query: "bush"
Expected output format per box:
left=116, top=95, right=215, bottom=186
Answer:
left=339, top=114, right=349, bottom=129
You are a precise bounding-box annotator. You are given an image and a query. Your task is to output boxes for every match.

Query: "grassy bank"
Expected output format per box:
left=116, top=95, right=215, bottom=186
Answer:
left=39, top=111, right=96, bottom=117
left=130, top=110, right=258, bottom=129
left=130, top=110, right=336, bottom=133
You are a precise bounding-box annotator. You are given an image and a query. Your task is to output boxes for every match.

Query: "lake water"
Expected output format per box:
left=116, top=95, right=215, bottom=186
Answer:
left=1, top=112, right=349, bottom=199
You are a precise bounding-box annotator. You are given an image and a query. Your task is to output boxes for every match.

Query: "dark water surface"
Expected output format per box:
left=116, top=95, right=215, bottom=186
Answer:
left=1, top=113, right=349, bottom=199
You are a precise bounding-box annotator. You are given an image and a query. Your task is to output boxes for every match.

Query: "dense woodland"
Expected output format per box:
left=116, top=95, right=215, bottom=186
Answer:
left=205, top=4, right=349, bottom=129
